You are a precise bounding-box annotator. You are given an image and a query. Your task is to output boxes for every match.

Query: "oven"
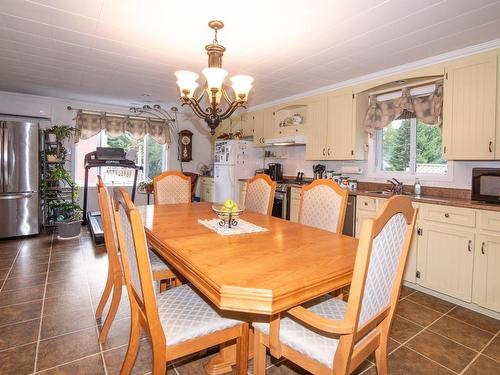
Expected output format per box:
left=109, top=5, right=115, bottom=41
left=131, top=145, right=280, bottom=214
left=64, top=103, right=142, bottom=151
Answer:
left=272, top=183, right=287, bottom=219
left=472, top=168, right=500, bottom=203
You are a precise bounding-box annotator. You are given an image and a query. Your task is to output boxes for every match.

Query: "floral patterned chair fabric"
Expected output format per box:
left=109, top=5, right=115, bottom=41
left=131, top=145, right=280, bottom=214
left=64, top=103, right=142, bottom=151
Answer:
left=245, top=174, right=276, bottom=216
left=298, top=179, right=348, bottom=233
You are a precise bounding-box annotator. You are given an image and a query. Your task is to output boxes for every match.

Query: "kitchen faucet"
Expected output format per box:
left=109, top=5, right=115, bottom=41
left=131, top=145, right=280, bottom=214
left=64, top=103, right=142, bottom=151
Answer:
left=387, top=178, right=404, bottom=195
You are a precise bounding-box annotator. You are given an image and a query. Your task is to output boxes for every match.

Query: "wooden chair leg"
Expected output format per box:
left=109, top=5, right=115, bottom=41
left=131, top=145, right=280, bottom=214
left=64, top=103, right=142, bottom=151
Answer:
left=95, top=270, right=114, bottom=320
left=151, top=342, right=167, bottom=375
left=99, top=281, right=122, bottom=344
left=159, top=280, right=167, bottom=293
left=120, top=306, right=142, bottom=375
left=235, top=323, right=249, bottom=375
left=374, top=339, right=389, bottom=375
left=253, top=330, right=266, bottom=375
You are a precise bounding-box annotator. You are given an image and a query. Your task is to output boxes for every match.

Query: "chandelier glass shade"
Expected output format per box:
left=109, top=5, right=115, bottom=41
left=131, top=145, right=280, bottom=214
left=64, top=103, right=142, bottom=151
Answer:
left=174, top=20, right=253, bottom=135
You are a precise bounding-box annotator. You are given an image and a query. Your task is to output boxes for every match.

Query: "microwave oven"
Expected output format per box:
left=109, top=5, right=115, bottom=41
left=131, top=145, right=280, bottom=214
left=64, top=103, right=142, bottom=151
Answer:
left=472, top=168, right=500, bottom=203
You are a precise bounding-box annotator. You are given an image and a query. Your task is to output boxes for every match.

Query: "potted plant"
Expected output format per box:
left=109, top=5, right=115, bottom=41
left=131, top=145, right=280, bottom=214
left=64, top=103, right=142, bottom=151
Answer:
left=138, top=180, right=154, bottom=194
left=55, top=203, right=83, bottom=239
left=47, top=125, right=77, bottom=159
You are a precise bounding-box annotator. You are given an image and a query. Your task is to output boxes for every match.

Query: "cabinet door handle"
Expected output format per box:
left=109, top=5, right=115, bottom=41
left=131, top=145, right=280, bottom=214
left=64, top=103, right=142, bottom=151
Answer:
left=489, top=141, right=493, bottom=153
left=468, top=240, right=472, bottom=252
left=444, top=213, right=450, bottom=218
left=481, top=242, right=486, bottom=255
left=327, top=148, right=331, bottom=156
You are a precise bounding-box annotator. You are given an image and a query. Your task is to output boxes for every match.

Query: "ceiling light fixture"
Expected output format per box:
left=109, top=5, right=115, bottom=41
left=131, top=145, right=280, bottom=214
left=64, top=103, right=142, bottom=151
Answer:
left=174, top=20, right=253, bottom=135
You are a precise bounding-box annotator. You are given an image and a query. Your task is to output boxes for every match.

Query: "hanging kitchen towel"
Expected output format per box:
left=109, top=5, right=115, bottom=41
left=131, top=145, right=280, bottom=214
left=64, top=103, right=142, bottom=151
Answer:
left=198, top=218, right=268, bottom=236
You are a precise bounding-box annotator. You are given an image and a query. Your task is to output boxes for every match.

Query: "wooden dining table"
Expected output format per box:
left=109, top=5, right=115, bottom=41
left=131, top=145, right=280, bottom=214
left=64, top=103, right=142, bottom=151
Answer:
left=139, top=202, right=358, bottom=374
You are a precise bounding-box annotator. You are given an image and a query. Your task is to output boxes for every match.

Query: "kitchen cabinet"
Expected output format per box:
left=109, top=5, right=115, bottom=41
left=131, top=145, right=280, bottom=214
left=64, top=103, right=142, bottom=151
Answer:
left=251, top=110, right=266, bottom=147
left=417, top=221, right=475, bottom=302
left=238, top=181, right=247, bottom=207
left=326, top=90, right=355, bottom=159
left=442, top=53, right=497, bottom=160
left=289, top=186, right=301, bottom=223
left=230, top=113, right=253, bottom=138
left=305, top=96, right=328, bottom=159
left=473, top=233, right=500, bottom=312
left=199, top=177, right=214, bottom=202
left=306, top=90, right=366, bottom=160
left=473, top=210, right=500, bottom=311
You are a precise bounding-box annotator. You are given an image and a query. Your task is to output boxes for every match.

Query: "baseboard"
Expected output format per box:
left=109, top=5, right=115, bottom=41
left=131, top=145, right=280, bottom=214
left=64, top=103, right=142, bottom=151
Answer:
left=402, top=281, right=500, bottom=321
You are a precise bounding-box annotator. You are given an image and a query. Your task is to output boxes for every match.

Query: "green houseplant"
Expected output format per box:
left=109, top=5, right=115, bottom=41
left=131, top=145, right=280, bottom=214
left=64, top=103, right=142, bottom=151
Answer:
left=138, top=180, right=154, bottom=194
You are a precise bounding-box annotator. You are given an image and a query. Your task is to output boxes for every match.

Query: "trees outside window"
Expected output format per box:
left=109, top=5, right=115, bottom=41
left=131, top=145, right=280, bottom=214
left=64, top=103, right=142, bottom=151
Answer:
left=377, top=118, right=447, bottom=176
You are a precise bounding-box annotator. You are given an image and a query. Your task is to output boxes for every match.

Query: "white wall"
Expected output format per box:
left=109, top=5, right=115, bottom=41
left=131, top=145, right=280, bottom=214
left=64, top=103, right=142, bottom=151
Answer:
left=265, top=145, right=500, bottom=189
left=0, top=90, right=213, bottom=210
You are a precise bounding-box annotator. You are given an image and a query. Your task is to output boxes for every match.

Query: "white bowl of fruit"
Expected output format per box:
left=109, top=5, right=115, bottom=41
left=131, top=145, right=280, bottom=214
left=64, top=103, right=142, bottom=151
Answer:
left=212, top=199, right=244, bottom=228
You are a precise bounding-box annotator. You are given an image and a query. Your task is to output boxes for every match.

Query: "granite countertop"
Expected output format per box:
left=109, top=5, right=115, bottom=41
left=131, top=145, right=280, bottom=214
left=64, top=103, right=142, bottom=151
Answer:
left=239, top=177, right=500, bottom=212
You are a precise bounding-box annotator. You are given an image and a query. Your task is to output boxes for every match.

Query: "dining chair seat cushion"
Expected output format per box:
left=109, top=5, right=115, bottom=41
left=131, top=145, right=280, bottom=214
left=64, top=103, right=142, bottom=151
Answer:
left=157, top=284, right=242, bottom=346
left=253, top=296, right=347, bottom=368
left=148, top=249, right=170, bottom=273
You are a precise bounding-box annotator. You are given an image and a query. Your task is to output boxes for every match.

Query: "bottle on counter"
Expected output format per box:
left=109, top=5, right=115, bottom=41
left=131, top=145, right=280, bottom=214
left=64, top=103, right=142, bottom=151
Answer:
left=414, top=178, right=422, bottom=196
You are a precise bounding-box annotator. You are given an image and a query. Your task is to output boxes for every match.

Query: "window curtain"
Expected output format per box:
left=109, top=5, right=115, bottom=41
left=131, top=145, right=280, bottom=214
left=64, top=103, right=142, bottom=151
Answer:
left=75, top=110, right=171, bottom=146
left=364, top=80, right=443, bottom=136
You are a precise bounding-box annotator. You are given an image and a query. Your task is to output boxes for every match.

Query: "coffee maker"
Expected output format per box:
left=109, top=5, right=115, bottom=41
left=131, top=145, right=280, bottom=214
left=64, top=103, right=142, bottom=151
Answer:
left=268, top=163, right=283, bottom=181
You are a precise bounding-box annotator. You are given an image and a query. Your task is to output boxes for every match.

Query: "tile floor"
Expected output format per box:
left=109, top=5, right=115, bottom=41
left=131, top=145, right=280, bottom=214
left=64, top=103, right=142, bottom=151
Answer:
left=0, top=229, right=500, bottom=374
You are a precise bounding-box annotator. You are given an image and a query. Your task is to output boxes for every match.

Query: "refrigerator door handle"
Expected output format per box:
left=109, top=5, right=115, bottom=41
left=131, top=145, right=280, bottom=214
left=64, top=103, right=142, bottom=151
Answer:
left=2, top=123, right=8, bottom=190
left=0, top=192, right=33, bottom=200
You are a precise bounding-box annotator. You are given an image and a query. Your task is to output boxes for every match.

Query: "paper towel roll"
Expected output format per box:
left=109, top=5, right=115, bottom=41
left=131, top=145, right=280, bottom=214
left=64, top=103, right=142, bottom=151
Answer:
left=340, top=166, right=363, bottom=174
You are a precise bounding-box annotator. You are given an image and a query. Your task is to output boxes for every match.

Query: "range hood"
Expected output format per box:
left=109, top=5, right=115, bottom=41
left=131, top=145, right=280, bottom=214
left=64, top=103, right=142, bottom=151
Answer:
left=265, top=135, right=306, bottom=146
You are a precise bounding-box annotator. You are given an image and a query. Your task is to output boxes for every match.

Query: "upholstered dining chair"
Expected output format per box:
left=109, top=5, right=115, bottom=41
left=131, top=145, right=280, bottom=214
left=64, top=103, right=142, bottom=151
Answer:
left=153, top=170, right=191, bottom=205
left=298, top=179, right=348, bottom=233
left=95, top=177, right=176, bottom=344
left=253, top=196, right=417, bottom=375
left=245, top=174, right=277, bottom=215
left=112, top=188, right=249, bottom=375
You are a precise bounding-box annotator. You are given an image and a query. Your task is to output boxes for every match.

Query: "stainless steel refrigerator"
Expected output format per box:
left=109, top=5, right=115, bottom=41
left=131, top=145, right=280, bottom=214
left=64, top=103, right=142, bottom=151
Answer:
left=0, top=118, right=40, bottom=238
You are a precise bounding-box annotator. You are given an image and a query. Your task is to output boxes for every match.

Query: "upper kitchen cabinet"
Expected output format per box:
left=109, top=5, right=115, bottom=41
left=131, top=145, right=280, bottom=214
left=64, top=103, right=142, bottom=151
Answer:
left=442, top=53, right=498, bottom=160
left=231, top=113, right=253, bottom=137
left=250, top=110, right=266, bottom=147
left=305, top=95, right=328, bottom=159
left=306, top=90, right=367, bottom=160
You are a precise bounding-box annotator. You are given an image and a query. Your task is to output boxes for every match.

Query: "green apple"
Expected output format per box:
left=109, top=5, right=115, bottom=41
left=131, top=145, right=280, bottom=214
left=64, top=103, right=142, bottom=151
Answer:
left=223, top=199, right=235, bottom=210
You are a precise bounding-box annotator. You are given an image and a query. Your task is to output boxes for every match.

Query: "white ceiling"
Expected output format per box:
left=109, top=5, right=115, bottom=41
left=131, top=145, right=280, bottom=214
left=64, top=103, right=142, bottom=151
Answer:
left=1, top=0, right=500, bottom=108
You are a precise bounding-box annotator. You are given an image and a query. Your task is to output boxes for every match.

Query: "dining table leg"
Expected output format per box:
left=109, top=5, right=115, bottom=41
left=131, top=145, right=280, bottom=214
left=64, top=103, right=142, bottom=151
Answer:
left=206, top=329, right=254, bottom=374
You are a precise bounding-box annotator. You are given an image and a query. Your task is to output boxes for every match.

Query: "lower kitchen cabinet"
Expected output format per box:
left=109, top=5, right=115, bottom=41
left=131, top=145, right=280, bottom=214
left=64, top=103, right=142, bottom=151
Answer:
left=417, top=222, right=475, bottom=302
left=199, top=177, right=214, bottom=202
left=473, top=233, right=500, bottom=311
left=239, top=181, right=247, bottom=207
left=289, top=187, right=301, bottom=223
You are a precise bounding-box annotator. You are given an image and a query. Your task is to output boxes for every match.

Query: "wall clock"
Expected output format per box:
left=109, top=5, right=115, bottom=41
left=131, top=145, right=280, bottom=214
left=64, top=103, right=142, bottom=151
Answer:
left=178, top=130, right=193, bottom=162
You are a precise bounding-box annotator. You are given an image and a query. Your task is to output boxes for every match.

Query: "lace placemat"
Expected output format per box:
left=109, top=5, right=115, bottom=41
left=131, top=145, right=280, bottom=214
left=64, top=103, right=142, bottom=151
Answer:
left=198, top=218, right=268, bottom=236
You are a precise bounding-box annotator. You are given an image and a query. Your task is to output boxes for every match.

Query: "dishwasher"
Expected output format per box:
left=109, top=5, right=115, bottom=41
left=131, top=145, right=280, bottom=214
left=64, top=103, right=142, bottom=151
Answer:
left=342, top=195, right=356, bottom=237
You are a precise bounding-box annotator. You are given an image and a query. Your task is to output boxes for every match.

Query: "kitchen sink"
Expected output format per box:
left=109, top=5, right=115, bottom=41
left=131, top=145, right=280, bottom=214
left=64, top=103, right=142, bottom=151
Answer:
left=365, top=190, right=415, bottom=197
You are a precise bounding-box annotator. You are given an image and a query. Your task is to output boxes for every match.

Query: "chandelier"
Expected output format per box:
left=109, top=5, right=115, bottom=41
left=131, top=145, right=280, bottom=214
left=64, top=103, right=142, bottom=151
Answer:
left=174, top=20, right=253, bottom=135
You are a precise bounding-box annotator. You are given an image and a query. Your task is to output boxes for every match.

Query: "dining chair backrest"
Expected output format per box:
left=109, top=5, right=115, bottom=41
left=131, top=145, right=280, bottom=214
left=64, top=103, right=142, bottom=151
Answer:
left=113, top=188, right=162, bottom=332
left=153, top=171, right=191, bottom=205
left=334, top=196, right=417, bottom=369
left=97, top=176, right=119, bottom=260
left=245, top=174, right=277, bottom=215
left=298, top=179, right=348, bottom=233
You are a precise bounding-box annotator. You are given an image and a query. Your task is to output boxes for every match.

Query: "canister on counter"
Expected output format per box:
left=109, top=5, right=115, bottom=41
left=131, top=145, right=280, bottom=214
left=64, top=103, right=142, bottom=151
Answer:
left=332, top=173, right=342, bottom=184
left=349, top=179, right=358, bottom=191
left=339, top=176, right=350, bottom=189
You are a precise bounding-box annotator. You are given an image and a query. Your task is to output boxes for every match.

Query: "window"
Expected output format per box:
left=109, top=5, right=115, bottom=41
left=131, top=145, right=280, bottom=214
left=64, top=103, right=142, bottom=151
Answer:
left=376, top=117, right=447, bottom=176
left=74, top=132, right=166, bottom=186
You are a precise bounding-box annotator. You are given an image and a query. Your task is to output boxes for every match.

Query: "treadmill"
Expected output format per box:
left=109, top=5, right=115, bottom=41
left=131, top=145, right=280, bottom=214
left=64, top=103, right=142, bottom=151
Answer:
left=83, top=148, right=143, bottom=244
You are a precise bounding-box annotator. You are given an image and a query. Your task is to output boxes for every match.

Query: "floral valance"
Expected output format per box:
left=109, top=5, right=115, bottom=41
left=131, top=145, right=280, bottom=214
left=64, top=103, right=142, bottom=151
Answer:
left=75, top=111, right=171, bottom=146
left=364, top=80, right=443, bottom=136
